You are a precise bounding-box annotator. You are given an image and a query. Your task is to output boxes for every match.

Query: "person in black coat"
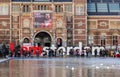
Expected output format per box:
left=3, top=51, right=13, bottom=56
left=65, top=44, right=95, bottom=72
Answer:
left=94, top=49, right=97, bottom=57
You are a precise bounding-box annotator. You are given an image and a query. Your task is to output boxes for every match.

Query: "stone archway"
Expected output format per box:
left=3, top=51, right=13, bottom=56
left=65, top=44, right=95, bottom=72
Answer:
left=34, top=32, right=51, bottom=47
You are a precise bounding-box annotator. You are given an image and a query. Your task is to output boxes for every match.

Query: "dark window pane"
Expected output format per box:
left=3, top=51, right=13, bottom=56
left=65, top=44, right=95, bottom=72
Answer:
left=97, top=3, right=108, bottom=12
left=113, top=36, right=118, bottom=45
left=91, top=0, right=101, bottom=2
left=53, top=0, right=72, bottom=2
left=114, top=0, right=120, bottom=2
left=87, top=0, right=91, bottom=3
left=109, top=3, right=120, bottom=12
left=87, top=12, right=120, bottom=15
left=87, top=3, right=96, bottom=12
left=102, top=0, right=112, bottom=2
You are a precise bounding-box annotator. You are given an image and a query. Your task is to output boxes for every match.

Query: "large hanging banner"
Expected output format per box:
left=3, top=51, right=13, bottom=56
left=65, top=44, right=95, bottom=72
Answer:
left=33, top=12, right=52, bottom=28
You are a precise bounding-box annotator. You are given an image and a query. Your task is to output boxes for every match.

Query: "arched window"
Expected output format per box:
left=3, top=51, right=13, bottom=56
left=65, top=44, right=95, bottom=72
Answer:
left=23, top=5, right=29, bottom=12
left=23, top=38, right=29, bottom=43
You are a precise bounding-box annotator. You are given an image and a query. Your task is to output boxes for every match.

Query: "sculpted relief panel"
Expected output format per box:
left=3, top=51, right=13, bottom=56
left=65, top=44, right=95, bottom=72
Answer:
left=98, top=20, right=109, bottom=29
left=88, top=21, right=97, bottom=29
left=110, top=21, right=120, bottom=29
left=23, top=19, right=30, bottom=28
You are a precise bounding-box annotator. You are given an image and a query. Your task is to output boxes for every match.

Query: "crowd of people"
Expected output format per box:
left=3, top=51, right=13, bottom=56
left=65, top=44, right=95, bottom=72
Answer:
left=0, top=44, right=120, bottom=58
left=0, top=44, right=9, bottom=58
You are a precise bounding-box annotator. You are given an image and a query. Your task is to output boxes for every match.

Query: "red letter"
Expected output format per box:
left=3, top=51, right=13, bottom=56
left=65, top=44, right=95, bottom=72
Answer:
left=33, top=46, right=42, bottom=55
left=20, top=46, right=28, bottom=55
left=10, top=42, right=14, bottom=54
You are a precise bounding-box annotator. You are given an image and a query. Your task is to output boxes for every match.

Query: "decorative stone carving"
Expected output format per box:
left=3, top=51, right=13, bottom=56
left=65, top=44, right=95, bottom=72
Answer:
left=23, top=19, right=30, bottom=28
left=13, top=24, right=18, bottom=29
left=56, top=19, right=63, bottom=28
left=23, top=29, right=30, bottom=33
left=78, top=21, right=83, bottom=26
left=100, top=21, right=106, bottom=27
left=13, top=16, right=18, bottom=22
left=88, top=21, right=97, bottom=29
left=1, top=21, right=7, bottom=27
left=78, top=30, right=82, bottom=34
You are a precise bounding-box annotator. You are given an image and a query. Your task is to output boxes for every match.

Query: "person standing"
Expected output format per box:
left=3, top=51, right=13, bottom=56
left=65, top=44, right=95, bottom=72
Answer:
left=94, top=49, right=97, bottom=57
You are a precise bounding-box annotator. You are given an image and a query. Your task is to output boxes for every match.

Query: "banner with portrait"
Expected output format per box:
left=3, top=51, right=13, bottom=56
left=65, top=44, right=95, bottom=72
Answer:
left=33, top=12, right=52, bottom=28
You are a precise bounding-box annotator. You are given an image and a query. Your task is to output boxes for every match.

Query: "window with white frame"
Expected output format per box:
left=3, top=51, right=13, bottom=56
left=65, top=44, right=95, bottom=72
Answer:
left=23, top=5, right=30, bottom=12
left=88, top=35, right=94, bottom=44
left=38, top=5, right=48, bottom=10
left=65, top=5, right=72, bottom=12
left=12, top=5, right=20, bottom=12
left=66, top=16, right=72, bottom=22
left=76, top=6, right=84, bottom=15
left=55, top=5, right=63, bottom=13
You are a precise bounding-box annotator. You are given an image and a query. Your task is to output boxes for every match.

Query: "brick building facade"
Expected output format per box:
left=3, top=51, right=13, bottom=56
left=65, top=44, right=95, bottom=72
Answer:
left=0, top=0, right=120, bottom=48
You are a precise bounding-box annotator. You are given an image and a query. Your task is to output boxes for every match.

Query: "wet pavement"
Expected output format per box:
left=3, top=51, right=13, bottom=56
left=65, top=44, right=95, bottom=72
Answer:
left=0, top=57, right=120, bottom=77
left=0, top=58, right=8, bottom=63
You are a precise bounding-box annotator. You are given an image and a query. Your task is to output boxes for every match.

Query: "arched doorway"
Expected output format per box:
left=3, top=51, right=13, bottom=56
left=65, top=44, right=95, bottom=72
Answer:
left=34, top=32, right=51, bottom=47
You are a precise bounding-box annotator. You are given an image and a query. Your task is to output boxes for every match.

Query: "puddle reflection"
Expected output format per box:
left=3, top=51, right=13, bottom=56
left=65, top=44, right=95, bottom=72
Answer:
left=0, top=58, right=120, bottom=77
